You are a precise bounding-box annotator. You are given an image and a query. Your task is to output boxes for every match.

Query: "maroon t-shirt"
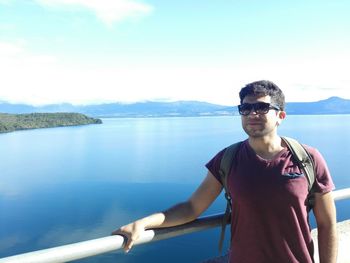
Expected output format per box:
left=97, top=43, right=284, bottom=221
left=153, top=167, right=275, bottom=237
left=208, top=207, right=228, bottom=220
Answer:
left=206, top=140, right=335, bottom=263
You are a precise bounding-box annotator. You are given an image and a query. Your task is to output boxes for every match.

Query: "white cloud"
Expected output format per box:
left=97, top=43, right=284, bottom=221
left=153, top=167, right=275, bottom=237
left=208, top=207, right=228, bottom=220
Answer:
left=0, top=41, right=235, bottom=106
left=0, top=41, right=23, bottom=56
left=227, top=53, right=350, bottom=103
left=1, top=40, right=350, bottom=106
left=35, top=0, right=154, bottom=26
left=0, top=0, right=14, bottom=5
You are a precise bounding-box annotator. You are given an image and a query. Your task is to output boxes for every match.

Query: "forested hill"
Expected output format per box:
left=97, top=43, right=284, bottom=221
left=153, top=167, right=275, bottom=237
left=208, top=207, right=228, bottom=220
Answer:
left=0, top=113, right=102, bottom=133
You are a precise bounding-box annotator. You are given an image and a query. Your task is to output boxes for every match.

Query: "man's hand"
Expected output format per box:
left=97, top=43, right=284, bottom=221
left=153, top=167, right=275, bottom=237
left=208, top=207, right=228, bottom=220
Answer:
left=112, top=220, right=146, bottom=253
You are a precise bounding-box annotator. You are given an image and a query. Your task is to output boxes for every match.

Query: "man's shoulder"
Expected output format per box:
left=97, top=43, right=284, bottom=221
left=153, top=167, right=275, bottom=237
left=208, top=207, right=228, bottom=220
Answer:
left=294, top=142, right=326, bottom=164
left=300, top=143, right=319, bottom=156
left=282, top=137, right=318, bottom=155
left=225, top=140, right=247, bottom=150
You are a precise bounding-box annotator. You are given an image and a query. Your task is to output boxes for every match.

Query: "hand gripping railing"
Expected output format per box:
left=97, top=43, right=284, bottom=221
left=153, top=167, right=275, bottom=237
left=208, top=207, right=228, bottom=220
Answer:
left=1, top=188, right=350, bottom=263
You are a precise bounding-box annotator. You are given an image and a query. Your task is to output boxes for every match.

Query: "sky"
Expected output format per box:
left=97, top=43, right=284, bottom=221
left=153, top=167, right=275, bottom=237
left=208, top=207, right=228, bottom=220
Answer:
left=0, top=0, right=349, bottom=106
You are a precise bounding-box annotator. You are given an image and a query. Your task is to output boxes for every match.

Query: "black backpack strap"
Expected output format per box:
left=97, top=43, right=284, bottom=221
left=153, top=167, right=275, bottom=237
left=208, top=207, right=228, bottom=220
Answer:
left=218, top=141, right=242, bottom=253
left=281, top=137, right=316, bottom=209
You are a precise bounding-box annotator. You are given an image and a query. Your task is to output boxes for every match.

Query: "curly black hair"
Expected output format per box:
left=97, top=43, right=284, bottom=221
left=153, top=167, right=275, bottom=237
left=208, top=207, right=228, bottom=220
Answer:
left=239, top=80, right=285, bottom=110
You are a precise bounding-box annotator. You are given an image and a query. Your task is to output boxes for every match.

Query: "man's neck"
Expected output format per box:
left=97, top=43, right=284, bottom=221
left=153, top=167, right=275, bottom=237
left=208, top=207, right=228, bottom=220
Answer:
left=248, top=135, right=285, bottom=160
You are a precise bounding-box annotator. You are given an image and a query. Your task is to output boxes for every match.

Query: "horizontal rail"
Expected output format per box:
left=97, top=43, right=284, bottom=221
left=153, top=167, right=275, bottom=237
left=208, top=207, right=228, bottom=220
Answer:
left=1, top=187, right=350, bottom=263
left=0, top=214, right=224, bottom=263
left=332, top=187, right=350, bottom=201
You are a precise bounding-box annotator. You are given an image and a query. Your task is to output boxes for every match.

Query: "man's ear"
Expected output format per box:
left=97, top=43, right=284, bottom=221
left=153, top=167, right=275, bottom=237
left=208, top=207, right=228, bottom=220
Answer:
left=276, top=111, right=286, bottom=126
left=279, top=111, right=286, bottom=120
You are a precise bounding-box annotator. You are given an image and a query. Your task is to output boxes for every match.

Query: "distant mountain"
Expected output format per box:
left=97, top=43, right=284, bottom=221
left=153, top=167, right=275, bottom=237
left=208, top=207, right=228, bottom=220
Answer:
left=0, top=102, right=77, bottom=114
left=78, top=101, right=233, bottom=117
left=0, top=97, right=349, bottom=117
left=285, top=96, right=350, bottom=115
left=0, top=101, right=233, bottom=117
left=0, top=102, right=37, bottom=114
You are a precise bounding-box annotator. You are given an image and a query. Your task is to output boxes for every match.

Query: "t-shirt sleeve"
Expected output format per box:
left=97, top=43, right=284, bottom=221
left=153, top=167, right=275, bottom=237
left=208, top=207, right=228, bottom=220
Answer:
left=305, top=146, right=335, bottom=194
left=205, top=148, right=226, bottom=185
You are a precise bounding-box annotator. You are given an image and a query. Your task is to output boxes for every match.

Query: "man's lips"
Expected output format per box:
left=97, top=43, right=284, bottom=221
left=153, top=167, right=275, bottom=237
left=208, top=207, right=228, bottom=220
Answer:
left=247, top=121, right=262, bottom=125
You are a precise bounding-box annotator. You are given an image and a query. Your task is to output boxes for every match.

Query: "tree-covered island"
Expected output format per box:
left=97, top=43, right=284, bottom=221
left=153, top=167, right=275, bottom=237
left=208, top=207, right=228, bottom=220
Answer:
left=0, top=112, right=102, bottom=133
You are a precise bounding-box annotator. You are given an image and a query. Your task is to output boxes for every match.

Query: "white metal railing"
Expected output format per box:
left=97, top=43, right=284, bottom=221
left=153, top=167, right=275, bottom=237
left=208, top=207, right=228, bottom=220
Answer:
left=1, top=187, right=350, bottom=263
left=332, top=188, right=350, bottom=200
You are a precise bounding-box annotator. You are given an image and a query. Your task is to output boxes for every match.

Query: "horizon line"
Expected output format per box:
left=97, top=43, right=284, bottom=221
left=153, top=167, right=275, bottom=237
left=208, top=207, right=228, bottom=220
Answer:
left=0, top=96, right=347, bottom=107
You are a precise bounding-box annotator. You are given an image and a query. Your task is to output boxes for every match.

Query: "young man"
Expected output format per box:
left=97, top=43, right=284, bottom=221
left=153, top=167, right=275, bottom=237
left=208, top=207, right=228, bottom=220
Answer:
left=112, top=80, right=338, bottom=262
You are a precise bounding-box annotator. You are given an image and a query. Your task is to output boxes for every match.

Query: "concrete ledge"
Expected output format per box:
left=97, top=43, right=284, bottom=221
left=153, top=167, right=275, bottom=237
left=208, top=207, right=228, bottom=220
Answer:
left=312, top=219, right=350, bottom=263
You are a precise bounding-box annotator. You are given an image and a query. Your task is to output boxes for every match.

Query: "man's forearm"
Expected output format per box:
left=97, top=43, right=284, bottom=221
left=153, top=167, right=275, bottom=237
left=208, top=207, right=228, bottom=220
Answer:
left=135, top=201, right=197, bottom=230
left=161, top=201, right=198, bottom=227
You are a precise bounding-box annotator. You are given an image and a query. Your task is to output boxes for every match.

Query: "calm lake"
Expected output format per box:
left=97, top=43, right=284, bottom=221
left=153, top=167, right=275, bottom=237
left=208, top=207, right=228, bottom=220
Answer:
left=1, top=115, right=350, bottom=262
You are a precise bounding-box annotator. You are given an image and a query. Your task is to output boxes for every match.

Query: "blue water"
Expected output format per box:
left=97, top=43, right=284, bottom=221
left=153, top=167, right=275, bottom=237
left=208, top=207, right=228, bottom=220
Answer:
left=0, top=115, right=349, bottom=262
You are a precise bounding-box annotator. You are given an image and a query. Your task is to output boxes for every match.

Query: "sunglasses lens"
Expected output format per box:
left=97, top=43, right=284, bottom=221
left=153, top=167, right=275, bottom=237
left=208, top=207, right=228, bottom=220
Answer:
left=238, top=102, right=272, bottom=115
left=255, top=102, right=270, bottom=114
left=238, top=104, right=253, bottom=115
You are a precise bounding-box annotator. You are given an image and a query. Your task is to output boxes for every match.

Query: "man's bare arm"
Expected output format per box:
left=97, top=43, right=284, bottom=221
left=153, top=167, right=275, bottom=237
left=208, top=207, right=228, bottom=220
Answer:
left=112, top=172, right=222, bottom=252
left=313, top=191, right=338, bottom=263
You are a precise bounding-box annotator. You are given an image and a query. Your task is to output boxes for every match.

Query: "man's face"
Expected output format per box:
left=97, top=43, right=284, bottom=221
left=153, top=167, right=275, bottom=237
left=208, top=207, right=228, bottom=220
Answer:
left=240, top=95, right=284, bottom=138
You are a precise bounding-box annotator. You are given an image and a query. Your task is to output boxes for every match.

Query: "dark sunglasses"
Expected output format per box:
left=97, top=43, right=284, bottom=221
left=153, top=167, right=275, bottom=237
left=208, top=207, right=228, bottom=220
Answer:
left=238, top=102, right=281, bottom=116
